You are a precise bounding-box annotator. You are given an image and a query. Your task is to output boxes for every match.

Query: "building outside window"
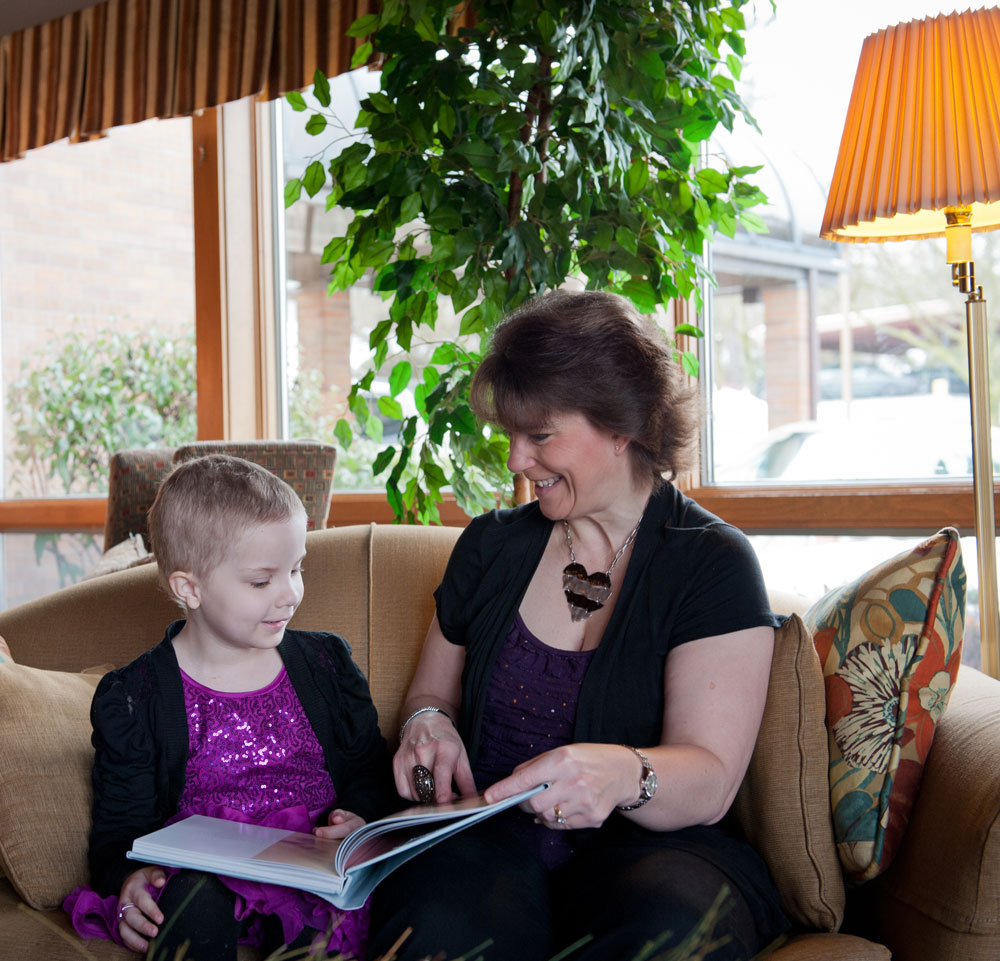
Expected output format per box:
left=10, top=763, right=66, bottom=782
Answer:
left=707, top=0, right=997, bottom=665
left=0, top=116, right=197, bottom=604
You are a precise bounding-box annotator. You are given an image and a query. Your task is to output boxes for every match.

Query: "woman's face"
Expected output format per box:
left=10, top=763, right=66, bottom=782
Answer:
left=506, top=410, right=626, bottom=520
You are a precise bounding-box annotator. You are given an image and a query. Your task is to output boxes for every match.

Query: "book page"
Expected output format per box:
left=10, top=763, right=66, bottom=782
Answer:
left=252, top=832, right=343, bottom=876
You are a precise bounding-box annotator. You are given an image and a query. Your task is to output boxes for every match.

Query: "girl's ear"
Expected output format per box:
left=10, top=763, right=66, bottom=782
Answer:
left=168, top=570, right=201, bottom=610
left=612, top=434, right=632, bottom=454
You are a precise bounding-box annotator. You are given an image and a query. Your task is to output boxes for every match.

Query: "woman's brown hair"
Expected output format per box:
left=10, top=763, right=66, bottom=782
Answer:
left=470, top=289, right=701, bottom=484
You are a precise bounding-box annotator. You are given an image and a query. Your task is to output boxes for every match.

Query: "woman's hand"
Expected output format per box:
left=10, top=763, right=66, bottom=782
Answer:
left=483, top=742, right=640, bottom=830
left=116, top=865, right=166, bottom=953
left=394, top=709, right=476, bottom=804
left=313, top=808, right=365, bottom=840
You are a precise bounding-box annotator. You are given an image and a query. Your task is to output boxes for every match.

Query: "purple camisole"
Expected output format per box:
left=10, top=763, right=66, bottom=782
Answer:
left=472, top=613, right=596, bottom=869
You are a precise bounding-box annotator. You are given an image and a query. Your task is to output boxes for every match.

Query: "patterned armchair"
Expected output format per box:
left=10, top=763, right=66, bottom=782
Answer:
left=102, top=441, right=337, bottom=554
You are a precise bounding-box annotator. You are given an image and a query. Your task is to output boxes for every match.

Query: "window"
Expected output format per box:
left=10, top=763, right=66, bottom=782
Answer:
left=0, top=116, right=197, bottom=603
left=695, top=0, right=999, bottom=666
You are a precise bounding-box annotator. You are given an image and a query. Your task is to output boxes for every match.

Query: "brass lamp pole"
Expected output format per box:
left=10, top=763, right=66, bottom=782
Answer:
left=821, top=9, right=1000, bottom=678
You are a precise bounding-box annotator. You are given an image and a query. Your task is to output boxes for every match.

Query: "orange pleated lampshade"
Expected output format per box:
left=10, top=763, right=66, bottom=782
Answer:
left=821, top=6, right=1000, bottom=243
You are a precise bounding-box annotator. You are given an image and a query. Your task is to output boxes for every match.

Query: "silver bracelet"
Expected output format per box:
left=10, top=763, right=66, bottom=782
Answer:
left=399, top=705, right=453, bottom=743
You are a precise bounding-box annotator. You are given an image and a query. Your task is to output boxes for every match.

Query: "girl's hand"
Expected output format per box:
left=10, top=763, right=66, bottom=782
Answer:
left=483, top=743, right=640, bottom=830
left=313, top=808, right=365, bottom=840
left=393, top=710, right=476, bottom=804
left=116, top=865, right=167, bottom=953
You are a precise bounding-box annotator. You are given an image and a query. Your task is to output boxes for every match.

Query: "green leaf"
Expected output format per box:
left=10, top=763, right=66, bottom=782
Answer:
left=305, top=113, right=328, bottom=136
left=634, top=48, right=666, bottom=81
left=389, top=361, right=412, bottom=397
left=367, top=92, right=395, bottom=114
left=625, top=160, right=650, bottom=197
left=283, top=178, right=302, bottom=208
left=400, top=191, right=422, bottom=223
left=438, top=104, right=456, bottom=140
left=313, top=70, right=331, bottom=108
left=459, top=304, right=483, bottom=336
left=451, top=273, right=479, bottom=314
left=696, top=168, right=729, bottom=195
left=303, top=160, right=326, bottom=197
left=378, top=396, right=404, bottom=419
left=372, top=445, right=396, bottom=476
left=681, top=351, right=700, bottom=378
left=674, top=323, right=705, bottom=339
left=739, top=210, right=769, bottom=234
left=334, top=417, right=353, bottom=449
left=346, top=13, right=379, bottom=37
left=351, top=41, right=373, bottom=70
left=285, top=90, right=307, bottom=112
left=431, top=343, right=457, bottom=365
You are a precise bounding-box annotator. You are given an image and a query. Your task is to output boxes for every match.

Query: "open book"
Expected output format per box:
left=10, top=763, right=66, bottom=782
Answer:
left=127, top=784, right=546, bottom=910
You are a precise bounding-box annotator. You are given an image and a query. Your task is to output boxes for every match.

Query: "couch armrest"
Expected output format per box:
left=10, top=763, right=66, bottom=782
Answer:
left=862, top=664, right=1000, bottom=960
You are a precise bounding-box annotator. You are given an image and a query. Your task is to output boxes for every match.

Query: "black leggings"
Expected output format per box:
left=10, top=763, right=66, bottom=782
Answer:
left=369, top=817, right=789, bottom=961
left=148, top=870, right=330, bottom=961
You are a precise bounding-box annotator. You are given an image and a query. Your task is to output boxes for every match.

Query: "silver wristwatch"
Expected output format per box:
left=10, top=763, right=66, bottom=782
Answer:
left=616, top=746, right=658, bottom=811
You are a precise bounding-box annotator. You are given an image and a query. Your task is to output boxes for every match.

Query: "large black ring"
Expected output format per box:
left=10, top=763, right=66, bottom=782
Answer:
left=412, top=764, right=435, bottom=803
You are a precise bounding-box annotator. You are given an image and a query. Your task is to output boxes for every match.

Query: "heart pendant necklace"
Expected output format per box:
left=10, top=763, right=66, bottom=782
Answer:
left=561, top=515, right=643, bottom=622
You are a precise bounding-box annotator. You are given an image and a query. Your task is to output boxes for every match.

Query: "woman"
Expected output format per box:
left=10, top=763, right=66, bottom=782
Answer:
left=369, top=290, right=789, bottom=961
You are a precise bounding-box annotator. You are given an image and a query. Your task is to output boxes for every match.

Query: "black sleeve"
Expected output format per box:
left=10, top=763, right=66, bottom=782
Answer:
left=88, top=665, right=170, bottom=896
left=432, top=511, right=492, bottom=646
left=666, top=522, right=780, bottom=649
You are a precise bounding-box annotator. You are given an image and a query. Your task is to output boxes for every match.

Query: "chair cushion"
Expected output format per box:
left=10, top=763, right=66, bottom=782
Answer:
left=0, top=661, right=102, bottom=909
left=103, top=448, right=175, bottom=552
left=804, top=529, right=965, bottom=884
left=732, top=613, right=845, bottom=931
left=173, top=441, right=337, bottom=531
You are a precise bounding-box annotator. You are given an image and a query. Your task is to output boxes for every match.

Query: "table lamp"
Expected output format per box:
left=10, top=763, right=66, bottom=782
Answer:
left=820, top=6, right=1000, bottom=678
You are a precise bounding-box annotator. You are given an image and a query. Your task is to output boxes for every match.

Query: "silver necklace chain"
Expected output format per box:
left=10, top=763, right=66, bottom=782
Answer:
left=563, top=516, right=643, bottom=577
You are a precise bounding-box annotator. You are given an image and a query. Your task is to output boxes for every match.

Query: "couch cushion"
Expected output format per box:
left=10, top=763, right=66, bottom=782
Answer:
left=0, top=634, right=11, bottom=665
left=732, top=613, right=845, bottom=931
left=804, top=529, right=965, bottom=884
left=0, top=662, right=101, bottom=909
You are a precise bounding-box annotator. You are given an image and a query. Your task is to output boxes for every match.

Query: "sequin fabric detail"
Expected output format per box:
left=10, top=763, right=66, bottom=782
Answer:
left=177, top=667, right=336, bottom=819
left=473, top=614, right=596, bottom=870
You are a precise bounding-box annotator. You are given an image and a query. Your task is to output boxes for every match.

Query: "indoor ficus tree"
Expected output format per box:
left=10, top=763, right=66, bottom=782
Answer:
left=285, top=0, right=767, bottom=523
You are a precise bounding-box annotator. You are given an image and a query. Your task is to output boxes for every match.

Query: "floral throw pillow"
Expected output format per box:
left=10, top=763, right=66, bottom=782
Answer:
left=803, top=528, right=965, bottom=884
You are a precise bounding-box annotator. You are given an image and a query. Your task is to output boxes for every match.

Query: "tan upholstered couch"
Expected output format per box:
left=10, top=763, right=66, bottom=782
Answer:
left=1, top=523, right=998, bottom=961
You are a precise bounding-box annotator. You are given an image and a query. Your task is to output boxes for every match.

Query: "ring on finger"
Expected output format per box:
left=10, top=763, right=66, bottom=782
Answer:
left=554, top=804, right=567, bottom=825
left=412, top=764, right=435, bottom=803
left=116, top=901, right=136, bottom=927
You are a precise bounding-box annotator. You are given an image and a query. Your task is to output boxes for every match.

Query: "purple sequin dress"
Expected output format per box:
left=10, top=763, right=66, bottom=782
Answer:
left=65, top=666, right=369, bottom=958
left=472, top=613, right=596, bottom=870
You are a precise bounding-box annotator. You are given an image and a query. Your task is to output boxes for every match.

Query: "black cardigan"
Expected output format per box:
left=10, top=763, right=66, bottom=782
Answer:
left=88, top=623, right=396, bottom=896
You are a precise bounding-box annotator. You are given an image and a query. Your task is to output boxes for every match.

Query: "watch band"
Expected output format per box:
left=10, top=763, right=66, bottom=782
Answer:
left=616, top=745, right=658, bottom=811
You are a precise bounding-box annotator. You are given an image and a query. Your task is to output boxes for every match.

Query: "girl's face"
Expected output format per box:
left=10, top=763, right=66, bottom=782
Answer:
left=506, top=410, right=626, bottom=521
left=186, top=514, right=307, bottom=655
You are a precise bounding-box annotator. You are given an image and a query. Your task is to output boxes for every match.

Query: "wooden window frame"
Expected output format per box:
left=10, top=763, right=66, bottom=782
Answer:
left=1, top=105, right=997, bottom=545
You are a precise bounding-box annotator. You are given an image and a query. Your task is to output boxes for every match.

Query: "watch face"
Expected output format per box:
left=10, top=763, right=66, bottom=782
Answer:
left=643, top=771, right=658, bottom=798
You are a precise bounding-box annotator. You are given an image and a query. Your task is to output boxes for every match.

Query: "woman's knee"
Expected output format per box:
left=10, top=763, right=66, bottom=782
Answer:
left=553, top=848, right=762, bottom=961
left=369, top=827, right=550, bottom=961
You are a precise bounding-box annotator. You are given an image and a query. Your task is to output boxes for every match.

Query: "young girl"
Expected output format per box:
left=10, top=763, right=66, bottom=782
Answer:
left=65, top=454, right=396, bottom=960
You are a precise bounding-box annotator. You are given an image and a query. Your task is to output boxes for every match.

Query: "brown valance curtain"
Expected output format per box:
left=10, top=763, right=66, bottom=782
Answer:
left=0, top=0, right=377, bottom=162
